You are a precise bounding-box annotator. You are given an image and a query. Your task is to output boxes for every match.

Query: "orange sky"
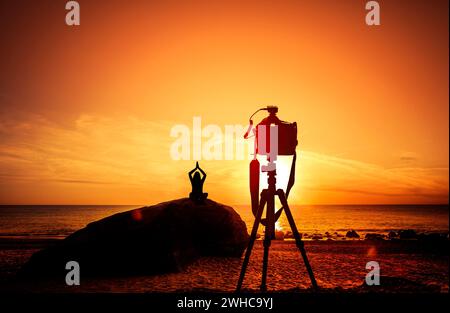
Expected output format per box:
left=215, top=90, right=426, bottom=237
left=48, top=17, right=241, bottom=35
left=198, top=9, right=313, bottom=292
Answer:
left=0, top=0, right=448, bottom=205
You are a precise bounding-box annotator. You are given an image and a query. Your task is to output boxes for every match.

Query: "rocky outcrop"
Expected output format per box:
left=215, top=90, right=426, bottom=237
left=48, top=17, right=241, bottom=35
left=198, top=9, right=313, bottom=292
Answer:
left=20, top=198, right=249, bottom=278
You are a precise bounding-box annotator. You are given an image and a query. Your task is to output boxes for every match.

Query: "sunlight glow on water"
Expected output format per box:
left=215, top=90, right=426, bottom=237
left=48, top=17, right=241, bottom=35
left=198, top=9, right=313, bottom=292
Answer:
left=235, top=204, right=449, bottom=237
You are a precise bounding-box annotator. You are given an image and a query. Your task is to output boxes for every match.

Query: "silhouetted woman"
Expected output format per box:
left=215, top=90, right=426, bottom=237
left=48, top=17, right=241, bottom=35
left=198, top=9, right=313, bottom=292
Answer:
left=189, top=161, right=208, bottom=203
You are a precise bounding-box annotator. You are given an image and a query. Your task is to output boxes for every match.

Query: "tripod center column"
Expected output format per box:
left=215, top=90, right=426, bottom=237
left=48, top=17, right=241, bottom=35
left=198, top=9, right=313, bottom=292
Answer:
left=267, top=170, right=276, bottom=240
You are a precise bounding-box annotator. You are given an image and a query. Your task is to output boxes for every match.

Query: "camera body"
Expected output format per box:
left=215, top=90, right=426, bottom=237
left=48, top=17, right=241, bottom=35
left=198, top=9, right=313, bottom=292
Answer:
left=254, top=108, right=298, bottom=156
left=276, top=120, right=298, bottom=155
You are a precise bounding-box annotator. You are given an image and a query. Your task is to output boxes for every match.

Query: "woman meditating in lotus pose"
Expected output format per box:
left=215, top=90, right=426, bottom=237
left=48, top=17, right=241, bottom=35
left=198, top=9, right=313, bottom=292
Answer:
left=189, top=162, right=208, bottom=203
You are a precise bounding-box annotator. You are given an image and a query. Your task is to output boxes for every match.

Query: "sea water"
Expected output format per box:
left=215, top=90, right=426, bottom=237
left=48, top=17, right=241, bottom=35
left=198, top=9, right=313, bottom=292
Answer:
left=0, top=204, right=447, bottom=239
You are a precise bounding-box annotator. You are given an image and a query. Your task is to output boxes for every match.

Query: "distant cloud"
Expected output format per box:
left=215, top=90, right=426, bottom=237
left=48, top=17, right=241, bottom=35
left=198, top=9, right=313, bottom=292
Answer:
left=0, top=112, right=448, bottom=204
left=399, top=151, right=419, bottom=162
left=0, top=112, right=179, bottom=185
left=52, top=179, right=116, bottom=185
left=299, top=151, right=448, bottom=203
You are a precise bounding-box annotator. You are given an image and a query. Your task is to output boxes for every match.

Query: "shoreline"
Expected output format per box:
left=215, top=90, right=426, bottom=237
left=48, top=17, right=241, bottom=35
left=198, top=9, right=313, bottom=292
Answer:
left=0, top=229, right=448, bottom=245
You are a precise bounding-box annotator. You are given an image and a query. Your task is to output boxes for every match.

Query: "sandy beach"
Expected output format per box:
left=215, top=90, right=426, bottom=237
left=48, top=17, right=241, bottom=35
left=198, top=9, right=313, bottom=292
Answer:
left=1, top=238, right=447, bottom=293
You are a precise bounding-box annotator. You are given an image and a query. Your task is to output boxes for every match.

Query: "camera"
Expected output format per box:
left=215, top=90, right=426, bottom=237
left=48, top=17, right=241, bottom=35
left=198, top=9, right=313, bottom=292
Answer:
left=252, top=106, right=298, bottom=156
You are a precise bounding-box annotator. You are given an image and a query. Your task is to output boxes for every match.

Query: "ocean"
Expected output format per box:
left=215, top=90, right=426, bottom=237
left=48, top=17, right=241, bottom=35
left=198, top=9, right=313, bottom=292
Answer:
left=0, top=204, right=448, bottom=240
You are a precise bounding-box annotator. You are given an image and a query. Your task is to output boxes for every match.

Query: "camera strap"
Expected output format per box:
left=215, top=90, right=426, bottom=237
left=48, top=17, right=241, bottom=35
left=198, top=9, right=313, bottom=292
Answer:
left=274, top=151, right=296, bottom=221
left=286, top=151, right=296, bottom=198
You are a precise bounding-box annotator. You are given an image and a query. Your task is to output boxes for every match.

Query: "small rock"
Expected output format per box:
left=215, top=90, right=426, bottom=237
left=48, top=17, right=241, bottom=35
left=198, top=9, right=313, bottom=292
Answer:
left=365, top=233, right=385, bottom=240
left=346, top=230, right=360, bottom=238
left=388, top=231, right=398, bottom=239
left=275, top=230, right=285, bottom=240
left=284, top=231, right=294, bottom=239
left=417, top=233, right=446, bottom=242
left=398, top=229, right=417, bottom=240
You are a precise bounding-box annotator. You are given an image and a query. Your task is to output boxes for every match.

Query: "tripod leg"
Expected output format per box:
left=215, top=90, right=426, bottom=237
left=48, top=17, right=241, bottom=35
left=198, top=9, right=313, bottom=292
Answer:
left=236, top=191, right=267, bottom=292
left=260, top=233, right=271, bottom=291
left=277, top=190, right=318, bottom=290
left=260, top=187, right=275, bottom=292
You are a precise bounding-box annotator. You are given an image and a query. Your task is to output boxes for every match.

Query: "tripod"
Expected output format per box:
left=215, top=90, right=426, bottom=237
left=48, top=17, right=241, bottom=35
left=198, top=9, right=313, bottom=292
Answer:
left=236, top=168, right=318, bottom=292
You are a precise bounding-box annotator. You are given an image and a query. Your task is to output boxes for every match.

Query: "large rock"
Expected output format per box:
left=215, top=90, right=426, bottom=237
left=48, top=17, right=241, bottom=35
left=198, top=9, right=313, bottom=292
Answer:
left=19, top=198, right=249, bottom=278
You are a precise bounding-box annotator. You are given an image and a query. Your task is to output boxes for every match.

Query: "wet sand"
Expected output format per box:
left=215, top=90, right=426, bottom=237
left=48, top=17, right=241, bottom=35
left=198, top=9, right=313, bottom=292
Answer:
left=0, top=238, right=448, bottom=293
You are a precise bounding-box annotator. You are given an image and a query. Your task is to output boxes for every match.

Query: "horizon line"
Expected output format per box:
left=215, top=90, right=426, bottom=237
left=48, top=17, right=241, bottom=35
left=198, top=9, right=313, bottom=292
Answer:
left=0, top=203, right=448, bottom=207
